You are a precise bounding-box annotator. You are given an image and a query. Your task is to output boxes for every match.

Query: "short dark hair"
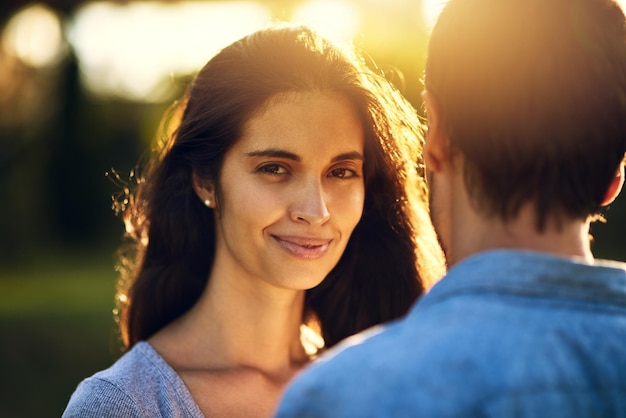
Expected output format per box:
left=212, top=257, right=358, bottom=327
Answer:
left=425, top=0, right=626, bottom=229
left=115, top=24, right=444, bottom=349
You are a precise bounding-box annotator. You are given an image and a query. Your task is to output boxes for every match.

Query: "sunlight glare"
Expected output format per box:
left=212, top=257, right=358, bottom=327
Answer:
left=423, top=0, right=626, bottom=30
left=421, top=0, right=447, bottom=31
left=2, top=4, right=66, bottom=68
left=69, top=1, right=271, bottom=102
left=292, top=1, right=360, bottom=43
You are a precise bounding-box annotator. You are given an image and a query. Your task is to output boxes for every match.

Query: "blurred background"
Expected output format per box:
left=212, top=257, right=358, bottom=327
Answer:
left=0, top=0, right=624, bottom=416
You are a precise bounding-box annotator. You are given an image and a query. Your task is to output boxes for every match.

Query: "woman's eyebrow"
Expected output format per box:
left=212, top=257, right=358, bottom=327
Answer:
left=246, top=149, right=301, bottom=161
left=331, top=151, right=364, bottom=163
left=246, top=149, right=364, bottom=163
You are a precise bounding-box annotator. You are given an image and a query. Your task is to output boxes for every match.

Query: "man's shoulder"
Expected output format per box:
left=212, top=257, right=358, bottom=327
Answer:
left=314, top=314, right=434, bottom=369
left=276, top=315, right=469, bottom=417
left=277, top=256, right=626, bottom=417
left=290, top=288, right=499, bottom=385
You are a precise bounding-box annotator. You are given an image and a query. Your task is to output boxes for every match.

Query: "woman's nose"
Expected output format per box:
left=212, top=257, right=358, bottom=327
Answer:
left=289, top=179, right=331, bottom=225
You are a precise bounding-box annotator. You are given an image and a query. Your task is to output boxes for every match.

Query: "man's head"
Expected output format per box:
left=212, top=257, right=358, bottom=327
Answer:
left=423, top=0, right=626, bottom=234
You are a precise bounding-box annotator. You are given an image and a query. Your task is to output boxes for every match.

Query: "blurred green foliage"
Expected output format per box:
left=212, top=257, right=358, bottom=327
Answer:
left=0, top=252, right=119, bottom=417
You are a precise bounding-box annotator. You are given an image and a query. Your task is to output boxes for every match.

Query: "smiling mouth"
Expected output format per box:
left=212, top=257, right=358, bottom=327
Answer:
left=272, top=235, right=332, bottom=259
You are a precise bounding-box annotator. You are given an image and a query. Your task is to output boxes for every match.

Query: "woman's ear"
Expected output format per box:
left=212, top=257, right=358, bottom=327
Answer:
left=601, top=162, right=625, bottom=207
left=192, top=171, right=216, bottom=208
left=421, top=90, right=450, bottom=173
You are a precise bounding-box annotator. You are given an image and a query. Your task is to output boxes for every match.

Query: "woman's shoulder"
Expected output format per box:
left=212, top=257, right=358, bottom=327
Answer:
left=62, top=342, right=203, bottom=417
left=61, top=342, right=149, bottom=417
left=61, top=375, right=142, bottom=417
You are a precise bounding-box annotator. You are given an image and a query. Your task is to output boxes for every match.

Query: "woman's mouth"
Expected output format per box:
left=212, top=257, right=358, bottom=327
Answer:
left=272, top=235, right=332, bottom=259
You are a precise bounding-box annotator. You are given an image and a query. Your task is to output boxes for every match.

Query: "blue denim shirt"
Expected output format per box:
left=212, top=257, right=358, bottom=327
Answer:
left=276, top=250, right=626, bottom=417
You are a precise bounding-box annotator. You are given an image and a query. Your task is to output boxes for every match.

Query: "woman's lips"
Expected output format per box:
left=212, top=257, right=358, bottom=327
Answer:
left=272, top=235, right=332, bottom=259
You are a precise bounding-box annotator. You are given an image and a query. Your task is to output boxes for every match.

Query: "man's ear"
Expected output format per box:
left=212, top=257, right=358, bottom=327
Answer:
left=601, top=162, right=624, bottom=207
left=422, top=90, right=450, bottom=173
left=192, top=171, right=216, bottom=208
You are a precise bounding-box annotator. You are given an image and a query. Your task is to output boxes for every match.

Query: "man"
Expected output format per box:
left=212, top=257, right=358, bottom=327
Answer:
left=275, top=0, right=626, bottom=416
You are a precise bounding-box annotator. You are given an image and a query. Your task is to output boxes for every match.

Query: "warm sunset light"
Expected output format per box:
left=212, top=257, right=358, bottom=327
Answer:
left=421, top=0, right=446, bottom=30
left=422, top=0, right=626, bottom=30
left=66, top=0, right=367, bottom=102
left=68, top=1, right=272, bottom=102
left=292, top=1, right=361, bottom=43
left=2, top=0, right=626, bottom=417
left=2, top=3, right=66, bottom=68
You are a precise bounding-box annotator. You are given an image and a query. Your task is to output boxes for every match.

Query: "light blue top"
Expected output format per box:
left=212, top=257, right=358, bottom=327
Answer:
left=62, top=341, right=204, bottom=417
left=275, top=250, right=626, bottom=417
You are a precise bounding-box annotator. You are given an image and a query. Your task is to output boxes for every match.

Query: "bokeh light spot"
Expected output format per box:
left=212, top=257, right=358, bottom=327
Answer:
left=421, top=0, right=447, bottom=31
left=292, top=1, right=361, bottom=43
left=2, top=4, right=66, bottom=68
left=68, top=1, right=271, bottom=102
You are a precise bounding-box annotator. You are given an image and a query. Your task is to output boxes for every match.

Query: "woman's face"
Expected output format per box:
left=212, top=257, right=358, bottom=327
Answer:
left=211, top=91, right=365, bottom=291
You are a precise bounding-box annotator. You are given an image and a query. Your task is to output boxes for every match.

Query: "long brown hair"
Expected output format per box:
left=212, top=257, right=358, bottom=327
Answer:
left=115, top=23, right=444, bottom=350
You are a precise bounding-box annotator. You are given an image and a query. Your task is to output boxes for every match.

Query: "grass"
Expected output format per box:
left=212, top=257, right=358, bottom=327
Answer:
left=0, top=271, right=115, bottom=317
left=0, top=251, right=122, bottom=418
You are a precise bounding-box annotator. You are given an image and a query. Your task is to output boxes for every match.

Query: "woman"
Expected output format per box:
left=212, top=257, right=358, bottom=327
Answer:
left=63, top=23, right=444, bottom=417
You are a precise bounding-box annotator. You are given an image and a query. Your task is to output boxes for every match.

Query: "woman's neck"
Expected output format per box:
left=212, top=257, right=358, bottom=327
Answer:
left=149, top=270, right=310, bottom=379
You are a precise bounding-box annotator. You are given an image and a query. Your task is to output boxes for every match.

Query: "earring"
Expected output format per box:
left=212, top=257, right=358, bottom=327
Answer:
left=204, top=199, right=211, bottom=207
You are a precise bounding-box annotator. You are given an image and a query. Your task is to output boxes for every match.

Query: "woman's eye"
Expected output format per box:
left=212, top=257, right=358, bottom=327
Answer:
left=258, top=164, right=288, bottom=175
left=329, top=167, right=358, bottom=179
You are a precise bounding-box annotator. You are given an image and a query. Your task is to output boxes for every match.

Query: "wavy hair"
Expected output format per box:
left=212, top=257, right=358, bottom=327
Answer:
left=115, top=23, right=444, bottom=350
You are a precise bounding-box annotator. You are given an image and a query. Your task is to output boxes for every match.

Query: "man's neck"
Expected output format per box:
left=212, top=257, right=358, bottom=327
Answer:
left=449, top=203, right=593, bottom=267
